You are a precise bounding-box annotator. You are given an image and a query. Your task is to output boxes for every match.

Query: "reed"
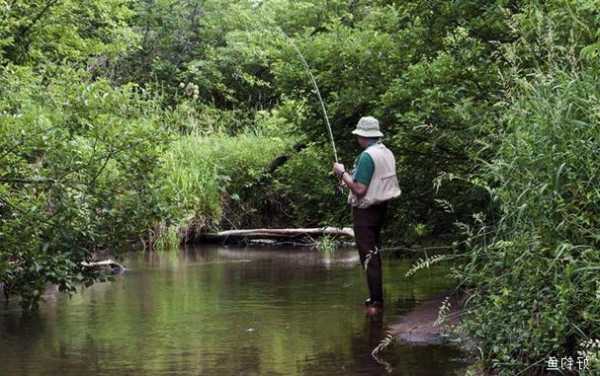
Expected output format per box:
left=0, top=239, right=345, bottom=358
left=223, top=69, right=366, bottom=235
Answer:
left=316, top=235, right=337, bottom=255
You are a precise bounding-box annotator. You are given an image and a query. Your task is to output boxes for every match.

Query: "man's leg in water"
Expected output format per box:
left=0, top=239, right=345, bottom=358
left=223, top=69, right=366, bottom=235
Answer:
left=352, top=202, right=387, bottom=304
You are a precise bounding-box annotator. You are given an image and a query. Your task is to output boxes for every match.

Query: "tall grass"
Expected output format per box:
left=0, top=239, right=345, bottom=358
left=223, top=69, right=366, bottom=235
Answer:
left=457, top=67, right=600, bottom=374
left=316, top=235, right=337, bottom=255
left=159, top=135, right=222, bottom=220
left=154, top=130, right=290, bottom=246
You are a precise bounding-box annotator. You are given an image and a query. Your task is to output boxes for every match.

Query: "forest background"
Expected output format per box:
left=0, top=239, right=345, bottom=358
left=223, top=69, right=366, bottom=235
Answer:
left=1, top=0, right=600, bottom=374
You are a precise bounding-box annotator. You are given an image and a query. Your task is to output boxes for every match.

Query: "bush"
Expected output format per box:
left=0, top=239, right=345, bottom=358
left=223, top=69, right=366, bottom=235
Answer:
left=0, top=65, right=169, bottom=309
left=457, top=67, right=600, bottom=374
left=272, top=144, right=348, bottom=227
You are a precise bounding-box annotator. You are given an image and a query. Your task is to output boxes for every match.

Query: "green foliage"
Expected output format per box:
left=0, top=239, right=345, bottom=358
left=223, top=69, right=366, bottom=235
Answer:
left=152, top=222, right=180, bottom=252
left=272, top=144, right=347, bottom=227
left=316, top=235, right=337, bottom=255
left=157, top=131, right=291, bottom=232
left=456, top=66, right=600, bottom=374
left=0, top=64, right=169, bottom=309
left=448, top=2, right=600, bottom=373
left=507, top=0, right=600, bottom=70
left=115, top=0, right=516, bottom=238
left=0, top=0, right=136, bottom=65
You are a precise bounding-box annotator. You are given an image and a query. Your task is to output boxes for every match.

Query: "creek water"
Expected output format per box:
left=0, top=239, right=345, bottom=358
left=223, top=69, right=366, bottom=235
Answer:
left=0, top=246, right=470, bottom=375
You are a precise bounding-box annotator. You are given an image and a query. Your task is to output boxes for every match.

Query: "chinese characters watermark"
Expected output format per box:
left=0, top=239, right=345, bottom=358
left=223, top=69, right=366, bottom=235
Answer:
left=546, top=356, right=589, bottom=372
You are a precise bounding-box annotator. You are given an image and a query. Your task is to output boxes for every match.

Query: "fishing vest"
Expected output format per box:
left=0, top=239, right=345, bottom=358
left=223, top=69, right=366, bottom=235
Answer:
left=348, top=143, right=401, bottom=208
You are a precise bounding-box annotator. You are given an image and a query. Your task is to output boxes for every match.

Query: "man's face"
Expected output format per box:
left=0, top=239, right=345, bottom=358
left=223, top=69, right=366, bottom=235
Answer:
left=356, top=136, right=369, bottom=148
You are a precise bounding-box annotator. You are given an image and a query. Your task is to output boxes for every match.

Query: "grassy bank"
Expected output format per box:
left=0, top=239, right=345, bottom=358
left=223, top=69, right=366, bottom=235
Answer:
left=153, top=131, right=292, bottom=248
left=454, top=66, right=600, bottom=374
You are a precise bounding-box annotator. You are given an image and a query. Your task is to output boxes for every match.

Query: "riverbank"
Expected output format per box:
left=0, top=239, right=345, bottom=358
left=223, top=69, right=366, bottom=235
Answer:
left=390, top=291, right=464, bottom=345
left=386, top=289, right=484, bottom=375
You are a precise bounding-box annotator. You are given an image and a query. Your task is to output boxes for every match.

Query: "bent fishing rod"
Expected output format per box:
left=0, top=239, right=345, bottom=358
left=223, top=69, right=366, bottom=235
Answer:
left=278, top=28, right=339, bottom=164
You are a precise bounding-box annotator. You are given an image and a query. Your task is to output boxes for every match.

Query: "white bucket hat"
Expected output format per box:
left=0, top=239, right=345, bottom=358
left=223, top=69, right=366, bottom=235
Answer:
left=351, top=116, right=383, bottom=138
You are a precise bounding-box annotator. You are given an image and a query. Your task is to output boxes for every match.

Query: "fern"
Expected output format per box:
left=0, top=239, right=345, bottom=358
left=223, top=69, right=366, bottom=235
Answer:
left=405, top=254, right=446, bottom=278
left=434, top=296, right=452, bottom=327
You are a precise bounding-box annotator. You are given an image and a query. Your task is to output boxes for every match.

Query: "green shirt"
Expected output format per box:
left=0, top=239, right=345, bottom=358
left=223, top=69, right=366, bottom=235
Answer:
left=352, top=151, right=375, bottom=186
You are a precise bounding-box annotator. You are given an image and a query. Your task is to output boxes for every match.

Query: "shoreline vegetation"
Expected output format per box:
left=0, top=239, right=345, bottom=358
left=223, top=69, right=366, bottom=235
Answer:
left=1, top=1, right=600, bottom=374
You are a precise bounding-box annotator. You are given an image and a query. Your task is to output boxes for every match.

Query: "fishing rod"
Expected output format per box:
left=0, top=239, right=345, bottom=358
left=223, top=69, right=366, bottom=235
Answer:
left=278, top=28, right=339, bottom=163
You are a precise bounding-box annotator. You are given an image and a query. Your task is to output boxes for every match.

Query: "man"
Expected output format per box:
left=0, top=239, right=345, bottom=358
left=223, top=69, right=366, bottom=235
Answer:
left=332, top=116, right=401, bottom=310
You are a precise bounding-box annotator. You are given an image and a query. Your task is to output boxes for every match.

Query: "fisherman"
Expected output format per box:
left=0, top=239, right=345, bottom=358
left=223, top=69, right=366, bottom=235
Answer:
left=332, top=116, right=401, bottom=311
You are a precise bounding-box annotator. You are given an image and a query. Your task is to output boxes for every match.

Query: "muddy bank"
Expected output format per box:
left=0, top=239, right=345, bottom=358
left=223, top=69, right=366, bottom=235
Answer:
left=389, top=291, right=466, bottom=345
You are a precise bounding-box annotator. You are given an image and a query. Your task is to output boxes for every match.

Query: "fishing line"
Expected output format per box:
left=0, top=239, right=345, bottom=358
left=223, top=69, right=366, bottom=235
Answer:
left=278, top=28, right=339, bottom=163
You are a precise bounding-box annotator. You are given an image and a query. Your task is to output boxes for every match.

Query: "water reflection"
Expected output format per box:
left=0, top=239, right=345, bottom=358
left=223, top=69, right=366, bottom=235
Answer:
left=0, top=246, right=469, bottom=375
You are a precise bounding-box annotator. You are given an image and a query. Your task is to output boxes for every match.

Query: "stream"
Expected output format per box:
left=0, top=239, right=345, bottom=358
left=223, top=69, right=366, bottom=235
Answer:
left=0, top=246, right=470, bottom=375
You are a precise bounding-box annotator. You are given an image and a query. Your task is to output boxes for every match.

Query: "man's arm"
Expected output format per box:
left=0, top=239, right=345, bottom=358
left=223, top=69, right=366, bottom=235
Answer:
left=341, top=170, right=368, bottom=197
left=333, top=163, right=368, bottom=197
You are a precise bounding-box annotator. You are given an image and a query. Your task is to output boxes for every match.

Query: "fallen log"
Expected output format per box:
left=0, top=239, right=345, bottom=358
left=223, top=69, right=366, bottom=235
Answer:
left=200, top=227, right=354, bottom=242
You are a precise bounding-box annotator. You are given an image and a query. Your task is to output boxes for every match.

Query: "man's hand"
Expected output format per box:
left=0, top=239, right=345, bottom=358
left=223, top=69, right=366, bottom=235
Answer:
left=332, top=162, right=367, bottom=197
left=333, top=162, right=345, bottom=177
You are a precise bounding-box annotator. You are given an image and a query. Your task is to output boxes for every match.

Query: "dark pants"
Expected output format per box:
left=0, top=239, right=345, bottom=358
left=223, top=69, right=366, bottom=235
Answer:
left=352, top=201, right=388, bottom=303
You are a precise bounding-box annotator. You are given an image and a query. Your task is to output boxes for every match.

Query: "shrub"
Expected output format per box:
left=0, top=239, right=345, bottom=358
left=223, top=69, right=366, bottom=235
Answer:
left=457, top=67, right=600, bottom=374
left=272, top=144, right=348, bottom=228
left=0, top=65, right=169, bottom=309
